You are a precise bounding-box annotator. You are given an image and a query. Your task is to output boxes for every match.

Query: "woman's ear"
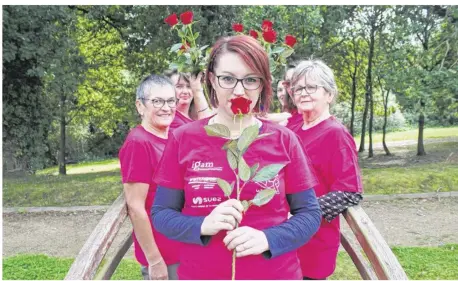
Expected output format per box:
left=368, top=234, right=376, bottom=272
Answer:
left=135, top=99, right=144, bottom=117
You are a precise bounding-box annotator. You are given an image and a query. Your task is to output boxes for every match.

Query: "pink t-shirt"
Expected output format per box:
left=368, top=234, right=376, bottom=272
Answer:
left=286, top=111, right=303, bottom=132
left=170, top=110, right=193, bottom=130
left=153, top=118, right=318, bottom=280
left=292, top=116, right=363, bottom=279
left=119, top=125, right=181, bottom=266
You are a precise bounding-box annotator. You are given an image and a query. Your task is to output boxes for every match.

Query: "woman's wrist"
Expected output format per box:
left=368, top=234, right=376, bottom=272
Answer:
left=148, top=256, right=163, bottom=266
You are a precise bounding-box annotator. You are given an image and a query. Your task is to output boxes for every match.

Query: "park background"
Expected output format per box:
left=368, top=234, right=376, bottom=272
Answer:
left=2, top=5, right=458, bottom=280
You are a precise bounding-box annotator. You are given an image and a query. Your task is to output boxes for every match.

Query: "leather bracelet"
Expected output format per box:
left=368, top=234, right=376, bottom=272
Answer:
left=197, top=107, right=208, bottom=113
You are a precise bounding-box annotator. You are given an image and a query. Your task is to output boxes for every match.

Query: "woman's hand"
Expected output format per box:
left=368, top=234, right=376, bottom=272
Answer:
left=201, top=199, right=244, bottom=236
left=148, top=258, right=168, bottom=280
left=190, top=71, right=205, bottom=96
left=223, top=226, right=269, bottom=257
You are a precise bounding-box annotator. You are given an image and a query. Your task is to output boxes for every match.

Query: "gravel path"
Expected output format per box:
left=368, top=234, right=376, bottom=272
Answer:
left=3, top=197, right=457, bottom=258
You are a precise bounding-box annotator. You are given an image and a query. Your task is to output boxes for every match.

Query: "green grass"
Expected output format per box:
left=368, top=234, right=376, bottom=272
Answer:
left=3, top=245, right=457, bottom=280
left=36, top=158, right=119, bottom=175
left=354, top=126, right=458, bottom=146
left=3, top=170, right=122, bottom=207
left=362, top=163, right=458, bottom=194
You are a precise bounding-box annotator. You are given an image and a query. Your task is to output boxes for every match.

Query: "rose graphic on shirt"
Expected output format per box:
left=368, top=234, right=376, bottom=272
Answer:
left=204, top=98, right=285, bottom=280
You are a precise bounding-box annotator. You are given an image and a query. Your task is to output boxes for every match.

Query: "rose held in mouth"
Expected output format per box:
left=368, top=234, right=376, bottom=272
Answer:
left=230, top=97, right=252, bottom=115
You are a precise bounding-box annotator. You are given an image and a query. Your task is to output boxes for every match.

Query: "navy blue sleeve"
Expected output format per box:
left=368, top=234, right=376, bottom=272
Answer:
left=151, top=186, right=211, bottom=245
left=262, top=188, right=321, bottom=259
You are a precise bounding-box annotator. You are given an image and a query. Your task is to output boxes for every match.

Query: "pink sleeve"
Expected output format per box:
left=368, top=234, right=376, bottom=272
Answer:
left=329, top=146, right=363, bottom=193
left=284, top=134, right=319, bottom=194
left=153, top=134, right=184, bottom=190
left=119, top=141, right=152, bottom=184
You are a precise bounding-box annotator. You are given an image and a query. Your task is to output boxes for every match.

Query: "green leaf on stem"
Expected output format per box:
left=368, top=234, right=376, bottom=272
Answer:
left=281, top=48, right=294, bottom=58
left=194, top=32, right=200, bottom=40
left=226, top=140, right=239, bottom=156
left=204, top=123, right=230, bottom=138
left=237, top=125, right=259, bottom=153
left=238, top=156, right=251, bottom=182
left=178, top=30, right=186, bottom=38
left=250, top=163, right=259, bottom=180
left=217, top=178, right=233, bottom=197
left=170, top=43, right=183, bottom=53
left=252, top=164, right=286, bottom=182
left=271, top=46, right=286, bottom=54
left=250, top=188, right=276, bottom=206
left=227, top=149, right=238, bottom=170
left=241, top=200, right=251, bottom=212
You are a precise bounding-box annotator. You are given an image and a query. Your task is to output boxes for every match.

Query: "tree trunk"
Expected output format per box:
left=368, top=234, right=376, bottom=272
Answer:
left=59, top=93, right=67, bottom=175
left=417, top=100, right=426, bottom=156
left=350, top=66, right=357, bottom=137
left=350, top=36, right=359, bottom=137
left=359, top=95, right=369, bottom=153
left=365, top=23, right=376, bottom=157
left=382, top=89, right=391, bottom=156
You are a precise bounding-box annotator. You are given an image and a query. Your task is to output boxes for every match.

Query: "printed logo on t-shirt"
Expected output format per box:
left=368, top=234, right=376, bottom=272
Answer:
left=255, top=174, right=280, bottom=195
left=189, top=177, right=217, bottom=189
left=191, top=161, right=223, bottom=172
left=191, top=196, right=222, bottom=208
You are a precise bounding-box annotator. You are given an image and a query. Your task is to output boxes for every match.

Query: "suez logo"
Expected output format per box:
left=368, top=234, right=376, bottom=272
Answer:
left=191, top=161, right=223, bottom=172
left=192, top=196, right=222, bottom=205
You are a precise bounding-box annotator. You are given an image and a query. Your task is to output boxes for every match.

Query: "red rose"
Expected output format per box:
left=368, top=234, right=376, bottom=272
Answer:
left=180, top=11, right=194, bottom=25
left=232, top=23, right=244, bottom=33
left=230, top=97, right=252, bottom=115
left=180, top=41, right=191, bottom=51
left=262, top=30, right=277, bottom=43
left=262, top=20, right=273, bottom=31
left=164, top=13, right=178, bottom=27
left=249, top=30, right=258, bottom=39
left=285, top=34, right=297, bottom=48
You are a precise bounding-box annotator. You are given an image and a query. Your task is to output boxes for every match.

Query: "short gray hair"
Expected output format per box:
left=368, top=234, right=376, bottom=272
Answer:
left=291, top=59, right=338, bottom=98
left=136, top=74, right=174, bottom=102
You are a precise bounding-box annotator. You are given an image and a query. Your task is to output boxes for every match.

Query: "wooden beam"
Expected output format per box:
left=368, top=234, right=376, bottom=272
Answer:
left=94, top=232, right=133, bottom=280
left=343, top=206, right=408, bottom=280
left=65, top=193, right=128, bottom=280
left=340, top=232, right=378, bottom=280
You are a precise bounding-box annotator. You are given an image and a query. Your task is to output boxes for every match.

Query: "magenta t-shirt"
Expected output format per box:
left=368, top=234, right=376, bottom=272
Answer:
left=119, top=125, right=181, bottom=266
left=170, top=110, right=193, bottom=131
left=286, top=111, right=303, bottom=132
left=292, top=116, right=363, bottom=279
left=153, top=118, right=318, bottom=280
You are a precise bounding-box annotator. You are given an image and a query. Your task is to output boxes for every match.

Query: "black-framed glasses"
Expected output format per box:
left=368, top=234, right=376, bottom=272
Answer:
left=141, top=98, right=177, bottom=108
left=216, top=75, right=263, bottom=90
left=291, top=84, right=324, bottom=96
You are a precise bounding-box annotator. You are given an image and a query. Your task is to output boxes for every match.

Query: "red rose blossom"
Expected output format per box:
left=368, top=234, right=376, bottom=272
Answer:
left=180, top=41, right=191, bottom=51
left=262, top=29, right=277, bottom=43
left=180, top=11, right=194, bottom=25
left=262, top=20, right=273, bottom=31
left=285, top=34, right=297, bottom=48
left=249, top=30, right=258, bottom=39
left=164, top=13, right=178, bottom=27
left=230, top=97, right=252, bottom=115
left=232, top=23, right=244, bottom=33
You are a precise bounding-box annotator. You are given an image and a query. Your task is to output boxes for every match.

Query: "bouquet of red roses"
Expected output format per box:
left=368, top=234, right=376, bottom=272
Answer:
left=164, top=11, right=211, bottom=75
left=232, top=20, right=297, bottom=76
